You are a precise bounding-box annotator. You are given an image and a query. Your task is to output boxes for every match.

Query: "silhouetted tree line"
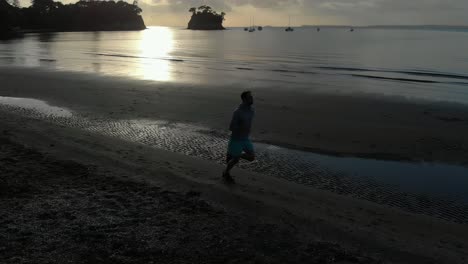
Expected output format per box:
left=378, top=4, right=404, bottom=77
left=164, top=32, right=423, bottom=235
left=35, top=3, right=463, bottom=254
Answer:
left=0, top=0, right=19, bottom=38
left=188, top=5, right=225, bottom=30
left=1, top=0, right=145, bottom=37
left=1, top=0, right=15, bottom=27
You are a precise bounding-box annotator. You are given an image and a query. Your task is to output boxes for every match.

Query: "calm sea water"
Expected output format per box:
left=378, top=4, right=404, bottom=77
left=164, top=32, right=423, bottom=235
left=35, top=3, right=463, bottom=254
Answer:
left=1, top=26, right=468, bottom=103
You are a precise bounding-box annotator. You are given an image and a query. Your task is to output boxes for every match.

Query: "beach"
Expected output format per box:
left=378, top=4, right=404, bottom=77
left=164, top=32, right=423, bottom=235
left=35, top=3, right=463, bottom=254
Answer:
left=1, top=67, right=468, bottom=263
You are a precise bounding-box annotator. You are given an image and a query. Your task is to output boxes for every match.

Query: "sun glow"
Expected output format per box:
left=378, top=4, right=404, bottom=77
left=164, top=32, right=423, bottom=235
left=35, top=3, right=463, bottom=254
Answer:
left=138, top=27, right=174, bottom=82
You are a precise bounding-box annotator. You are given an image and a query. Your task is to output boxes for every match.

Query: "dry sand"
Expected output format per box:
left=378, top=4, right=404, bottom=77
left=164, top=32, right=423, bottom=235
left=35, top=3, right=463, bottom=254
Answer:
left=1, top=67, right=468, bottom=263
left=0, top=132, right=378, bottom=264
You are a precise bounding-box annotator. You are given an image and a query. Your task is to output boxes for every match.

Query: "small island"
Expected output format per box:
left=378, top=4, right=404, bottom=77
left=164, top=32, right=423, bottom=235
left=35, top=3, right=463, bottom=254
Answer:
left=1, top=0, right=146, bottom=39
left=187, top=5, right=225, bottom=30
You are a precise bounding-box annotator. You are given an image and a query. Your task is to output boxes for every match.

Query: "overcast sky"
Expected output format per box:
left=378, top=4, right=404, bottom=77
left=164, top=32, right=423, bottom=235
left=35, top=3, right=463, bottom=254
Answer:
left=19, top=0, right=468, bottom=27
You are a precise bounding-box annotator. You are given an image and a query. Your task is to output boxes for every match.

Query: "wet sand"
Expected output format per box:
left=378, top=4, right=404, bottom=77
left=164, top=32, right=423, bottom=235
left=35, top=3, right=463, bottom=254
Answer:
left=1, top=87, right=468, bottom=262
left=2, top=67, right=468, bottom=166
left=1, top=95, right=468, bottom=224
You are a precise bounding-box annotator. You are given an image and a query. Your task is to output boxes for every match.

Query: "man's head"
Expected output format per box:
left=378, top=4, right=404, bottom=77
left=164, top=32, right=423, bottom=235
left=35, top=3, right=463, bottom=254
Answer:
left=241, top=91, right=253, bottom=106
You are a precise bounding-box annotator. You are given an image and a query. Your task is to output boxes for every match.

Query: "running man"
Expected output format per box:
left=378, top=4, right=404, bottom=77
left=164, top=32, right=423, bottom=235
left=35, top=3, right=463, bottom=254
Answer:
left=223, top=91, right=255, bottom=182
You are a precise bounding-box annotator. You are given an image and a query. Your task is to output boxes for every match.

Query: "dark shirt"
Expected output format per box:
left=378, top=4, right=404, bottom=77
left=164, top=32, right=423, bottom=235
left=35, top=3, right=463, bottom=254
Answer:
left=229, top=103, right=255, bottom=140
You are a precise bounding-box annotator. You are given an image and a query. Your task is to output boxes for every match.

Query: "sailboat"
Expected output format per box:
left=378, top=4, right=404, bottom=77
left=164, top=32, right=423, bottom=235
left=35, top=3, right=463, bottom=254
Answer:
left=248, top=17, right=256, bottom=32
left=285, top=16, right=294, bottom=32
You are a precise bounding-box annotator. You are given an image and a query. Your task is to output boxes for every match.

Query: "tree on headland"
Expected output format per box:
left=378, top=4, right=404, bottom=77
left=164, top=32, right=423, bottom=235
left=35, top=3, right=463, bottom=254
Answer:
left=198, top=5, right=211, bottom=13
left=31, top=0, right=59, bottom=15
left=1, top=0, right=146, bottom=35
left=189, top=5, right=223, bottom=16
left=188, top=5, right=226, bottom=30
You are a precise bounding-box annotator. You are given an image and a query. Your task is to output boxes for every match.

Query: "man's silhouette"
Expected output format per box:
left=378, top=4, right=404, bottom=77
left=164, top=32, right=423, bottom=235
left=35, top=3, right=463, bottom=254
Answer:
left=223, top=91, right=255, bottom=182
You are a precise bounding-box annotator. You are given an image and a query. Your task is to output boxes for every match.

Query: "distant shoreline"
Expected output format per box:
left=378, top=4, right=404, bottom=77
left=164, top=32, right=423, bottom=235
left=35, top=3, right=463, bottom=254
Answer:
left=215, top=25, right=468, bottom=33
left=301, top=25, right=468, bottom=31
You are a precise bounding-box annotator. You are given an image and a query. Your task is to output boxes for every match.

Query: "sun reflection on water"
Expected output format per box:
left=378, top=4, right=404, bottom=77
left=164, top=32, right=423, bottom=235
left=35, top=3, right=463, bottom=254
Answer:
left=138, top=27, right=174, bottom=82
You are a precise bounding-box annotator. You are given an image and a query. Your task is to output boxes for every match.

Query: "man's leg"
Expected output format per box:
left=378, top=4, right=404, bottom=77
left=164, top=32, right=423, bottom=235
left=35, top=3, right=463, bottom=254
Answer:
left=225, top=148, right=254, bottom=175
left=226, top=154, right=232, bottom=163
left=225, top=157, right=240, bottom=175
left=240, top=152, right=255, bottom=162
left=240, top=140, right=255, bottom=162
left=223, top=151, right=252, bottom=181
left=224, top=139, right=241, bottom=181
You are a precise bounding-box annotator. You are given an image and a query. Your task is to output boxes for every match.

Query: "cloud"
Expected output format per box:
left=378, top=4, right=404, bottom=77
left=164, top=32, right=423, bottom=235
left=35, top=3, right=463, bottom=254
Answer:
left=146, top=0, right=232, bottom=12
left=228, top=0, right=301, bottom=9
left=303, top=0, right=468, bottom=24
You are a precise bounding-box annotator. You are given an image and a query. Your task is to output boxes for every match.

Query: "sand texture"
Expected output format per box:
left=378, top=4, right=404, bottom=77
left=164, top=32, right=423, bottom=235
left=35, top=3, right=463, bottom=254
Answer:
left=1, top=68, right=468, bottom=263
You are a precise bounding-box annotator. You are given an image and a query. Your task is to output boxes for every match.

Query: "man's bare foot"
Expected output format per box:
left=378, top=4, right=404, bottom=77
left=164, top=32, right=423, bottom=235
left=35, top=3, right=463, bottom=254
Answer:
left=222, top=171, right=235, bottom=183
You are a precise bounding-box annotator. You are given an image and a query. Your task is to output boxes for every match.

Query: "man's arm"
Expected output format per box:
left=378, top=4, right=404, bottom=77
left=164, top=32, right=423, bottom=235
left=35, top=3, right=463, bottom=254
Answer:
left=229, top=110, right=240, bottom=132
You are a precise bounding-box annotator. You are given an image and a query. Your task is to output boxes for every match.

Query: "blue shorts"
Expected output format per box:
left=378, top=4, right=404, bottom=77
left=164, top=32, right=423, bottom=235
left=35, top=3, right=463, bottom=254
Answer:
left=227, top=138, right=254, bottom=158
